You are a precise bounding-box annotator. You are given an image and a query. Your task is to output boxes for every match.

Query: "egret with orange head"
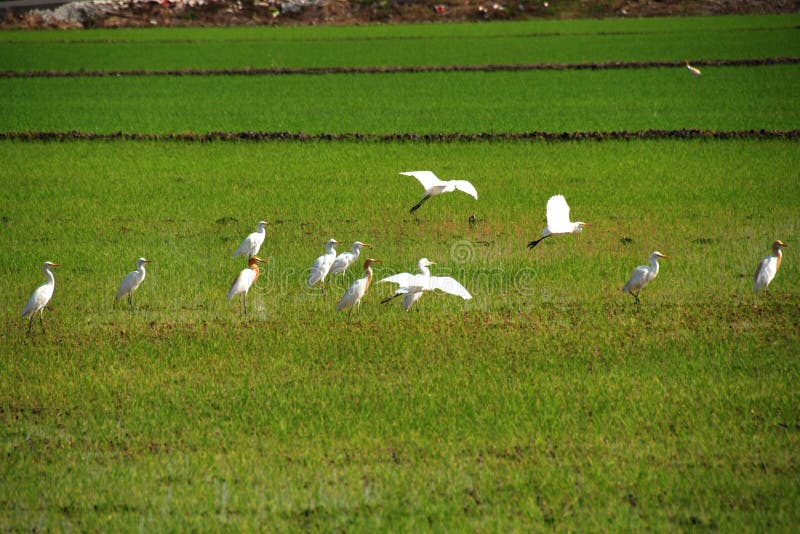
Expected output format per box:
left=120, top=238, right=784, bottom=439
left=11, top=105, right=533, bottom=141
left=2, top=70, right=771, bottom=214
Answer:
left=337, top=258, right=382, bottom=316
left=229, top=256, right=267, bottom=316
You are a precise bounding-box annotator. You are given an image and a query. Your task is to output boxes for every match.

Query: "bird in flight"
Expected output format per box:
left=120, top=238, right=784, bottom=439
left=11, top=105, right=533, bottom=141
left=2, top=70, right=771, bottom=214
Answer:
left=528, top=194, right=590, bottom=249
left=684, top=59, right=701, bottom=76
left=401, top=171, right=478, bottom=213
left=380, top=258, right=472, bottom=311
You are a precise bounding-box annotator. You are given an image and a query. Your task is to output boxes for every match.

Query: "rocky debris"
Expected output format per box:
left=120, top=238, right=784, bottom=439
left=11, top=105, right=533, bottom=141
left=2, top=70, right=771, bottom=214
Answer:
left=2, top=0, right=797, bottom=29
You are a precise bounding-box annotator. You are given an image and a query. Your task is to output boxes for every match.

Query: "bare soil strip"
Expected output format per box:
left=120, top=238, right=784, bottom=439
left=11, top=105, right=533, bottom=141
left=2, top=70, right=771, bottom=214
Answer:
left=2, top=57, right=798, bottom=78
left=3, top=129, right=799, bottom=142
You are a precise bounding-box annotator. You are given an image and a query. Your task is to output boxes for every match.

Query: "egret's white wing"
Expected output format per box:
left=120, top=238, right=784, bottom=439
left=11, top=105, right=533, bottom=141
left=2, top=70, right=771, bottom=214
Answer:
left=379, top=272, right=418, bottom=287
left=428, top=276, right=472, bottom=300
left=337, top=278, right=367, bottom=311
left=400, top=171, right=444, bottom=192
left=453, top=180, right=478, bottom=200
left=754, top=257, right=776, bottom=291
left=229, top=268, right=255, bottom=300
left=330, top=252, right=354, bottom=275
left=116, top=270, right=143, bottom=299
left=545, top=194, right=573, bottom=233
left=21, top=284, right=53, bottom=317
left=307, top=255, right=329, bottom=286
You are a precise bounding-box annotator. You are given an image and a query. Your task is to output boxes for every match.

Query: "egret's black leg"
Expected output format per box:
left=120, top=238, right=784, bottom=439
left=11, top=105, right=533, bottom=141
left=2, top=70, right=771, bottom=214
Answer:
left=410, top=195, right=430, bottom=214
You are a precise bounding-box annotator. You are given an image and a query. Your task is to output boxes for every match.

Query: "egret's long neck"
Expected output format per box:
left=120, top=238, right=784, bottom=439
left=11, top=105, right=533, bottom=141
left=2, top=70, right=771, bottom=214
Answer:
left=43, top=266, right=55, bottom=286
left=364, top=265, right=373, bottom=290
left=419, top=265, right=431, bottom=277
left=139, top=263, right=147, bottom=276
left=774, top=245, right=783, bottom=270
left=352, top=245, right=361, bottom=256
left=649, top=256, right=660, bottom=275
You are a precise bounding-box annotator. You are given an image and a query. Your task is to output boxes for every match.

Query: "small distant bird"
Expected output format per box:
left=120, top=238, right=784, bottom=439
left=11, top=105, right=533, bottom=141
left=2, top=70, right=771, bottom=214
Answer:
left=380, top=258, right=472, bottom=311
left=684, top=59, right=701, bottom=76
left=330, top=241, right=372, bottom=276
left=401, top=171, right=478, bottom=213
left=21, top=261, right=60, bottom=334
left=228, top=256, right=267, bottom=316
left=528, top=194, right=590, bottom=249
left=307, top=238, right=342, bottom=293
left=337, top=258, right=383, bottom=316
left=232, top=220, right=270, bottom=259
left=622, top=251, right=667, bottom=304
left=754, top=240, right=787, bottom=293
left=115, top=257, right=150, bottom=310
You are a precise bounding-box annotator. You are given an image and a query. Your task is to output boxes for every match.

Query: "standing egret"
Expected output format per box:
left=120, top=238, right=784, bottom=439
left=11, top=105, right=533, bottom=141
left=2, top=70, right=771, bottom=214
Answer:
left=115, top=257, right=150, bottom=311
left=21, top=261, right=60, bottom=334
left=528, top=194, right=590, bottom=249
left=684, top=59, right=702, bottom=76
left=754, top=240, right=787, bottom=293
left=307, top=238, right=342, bottom=294
left=232, top=220, right=270, bottom=259
left=401, top=171, right=478, bottom=213
left=622, top=251, right=667, bottom=304
left=337, top=258, right=382, bottom=316
left=228, top=256, right=268, bottom=316
left=380, top=258, right=472, bottom=311
left=330, top=241, right=372, bottom=276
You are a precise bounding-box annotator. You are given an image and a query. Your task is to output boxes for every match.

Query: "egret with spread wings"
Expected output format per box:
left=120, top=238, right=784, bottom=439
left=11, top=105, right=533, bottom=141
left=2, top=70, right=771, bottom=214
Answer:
left=528, top=194, right=590, bottom=249
left=380, top=258, right=472, bottom=311
left=401, top=171, right=478, bottom=213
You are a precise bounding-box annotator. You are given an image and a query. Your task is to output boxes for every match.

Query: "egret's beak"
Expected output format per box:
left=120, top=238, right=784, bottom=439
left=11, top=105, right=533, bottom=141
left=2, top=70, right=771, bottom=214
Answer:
left=582, top=223, right=593, bottom=227
left=363, top=243, right=373, bottom=248
left=658, top=254, right=668, bottom=259
left=51, top=263, right=61, bottom=268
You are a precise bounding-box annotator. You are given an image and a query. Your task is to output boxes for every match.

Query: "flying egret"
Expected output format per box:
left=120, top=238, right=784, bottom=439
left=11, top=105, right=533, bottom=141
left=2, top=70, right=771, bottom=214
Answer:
left=622, top=251, right=667, bottom=304
left=684, top=59, right=701, bottom=76
left=330, top=241, right=372, bottom=276
left=754, top=240, right=787, bottom=293
left=528, top=194, right=590, bottom=249
left=232, top=220, right=270, bottom=259
left=380, top=258, right=472, bottom=311
left=228, top=256, right=268, bottom=316
left=115, top=257, right=150, bottom=311
left=401, top=171, right=478, bottom=213
left=307, top=238, right=342, bottom=294
left=21, top=261, right=60, bottom=334
left=337, top=258, right=383, bottom=316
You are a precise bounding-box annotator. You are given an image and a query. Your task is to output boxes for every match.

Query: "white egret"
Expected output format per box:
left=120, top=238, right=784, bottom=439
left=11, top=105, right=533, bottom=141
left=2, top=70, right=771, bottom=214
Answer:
left=684, top=59, right=701, bottom=76
left=232, top=220, right=270, bottom=259
left=228, top=256, right=267, bottom=316
left=337, top=258, right=383, bottom=315
left=380, top=258, right=472, bottom=311
left=621, top=251, right=667, bottom=304
left=401, top=171, right=478, bottom=213
left=754, top=240, right=787, bottom=293
left=307, top=238, right=342, bottom=294
left=330, top=241, right=372, bottom=276
left=115, top=257, right=150, bottom=310
left=21, top=261, right=60, bottom=334
left=528, top=194, right=590, bottom=249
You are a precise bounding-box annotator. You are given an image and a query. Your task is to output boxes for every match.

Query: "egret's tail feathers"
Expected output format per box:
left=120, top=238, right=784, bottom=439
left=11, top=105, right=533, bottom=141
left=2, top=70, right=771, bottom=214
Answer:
left=410, top=195, right=430, bottom=214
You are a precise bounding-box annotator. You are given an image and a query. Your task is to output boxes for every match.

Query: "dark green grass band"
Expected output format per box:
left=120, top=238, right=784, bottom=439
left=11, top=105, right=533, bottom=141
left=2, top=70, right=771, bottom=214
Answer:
left=3, top=129, right=799, bottom=142
left=2, top=57, right=797, bottom=78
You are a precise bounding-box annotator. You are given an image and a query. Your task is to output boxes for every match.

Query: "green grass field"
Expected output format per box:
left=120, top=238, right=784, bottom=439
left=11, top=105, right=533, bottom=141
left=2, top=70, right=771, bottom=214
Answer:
left=1, top=14, right=799, bottom=531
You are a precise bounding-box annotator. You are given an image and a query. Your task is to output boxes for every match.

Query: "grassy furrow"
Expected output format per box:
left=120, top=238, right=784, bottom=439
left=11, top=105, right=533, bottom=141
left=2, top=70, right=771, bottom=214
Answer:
left=2, top=65, right=799, bottom=133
